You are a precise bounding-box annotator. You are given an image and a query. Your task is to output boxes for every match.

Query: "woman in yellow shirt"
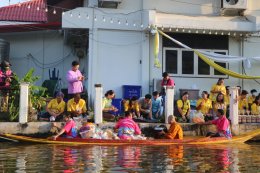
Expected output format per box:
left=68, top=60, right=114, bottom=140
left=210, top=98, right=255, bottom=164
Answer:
left=123, top=96, right=140, bottom=118
left=209, top=78, right=226, bottom=102
left=248, top=89, right=257, bottom=111
left=238, top=90, right=249, bottom=115
left=196, top=91, right=212, bottom=121
left=175, top=92, right=190, bottom=122
left=250, top=96, right=260, bottom=115
left=213, top=93, right=226, bottom=117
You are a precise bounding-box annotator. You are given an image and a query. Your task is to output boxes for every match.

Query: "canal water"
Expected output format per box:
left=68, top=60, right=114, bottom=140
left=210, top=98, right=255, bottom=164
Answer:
left=0, top=142, right=260, bottom=172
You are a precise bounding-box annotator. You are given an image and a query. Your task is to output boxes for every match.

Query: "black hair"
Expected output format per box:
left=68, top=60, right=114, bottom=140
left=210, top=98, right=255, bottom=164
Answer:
left=152, top=91, right=159, bottom=96
left=217, top=109, right=225, bottom=116
left=218, top=78, right=224, bottom=82
left=124, top=111, right=132, bottom=117
left=241, top=90, right=248, bottom=95
left=202, top=91, right=209, bottom=98
left=145, top=94, right=152, bottom=99
left=105, top=90, right=115, bottom=97
left=226, top=86, right=230, bottom=90
left=251, top=89, right=257, bottom=94
left=162, top=72, right=168, bottom=78
left=72, top=60, right=79, bottom=66
left=182, top=92, right=189, bottom=97
left=253, top=96, right=260, bottom=105
left=129, top=96, right=138, bottom=107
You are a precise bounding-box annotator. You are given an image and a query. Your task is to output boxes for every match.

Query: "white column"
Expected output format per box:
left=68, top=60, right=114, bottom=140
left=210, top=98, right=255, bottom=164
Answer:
left=230, top=87, right=239, bottom=125
left=19, top=83, right=29, bottom=123
left=165, top=86, right=174, bottom=123
left=94, top=84, right=103, bottom=124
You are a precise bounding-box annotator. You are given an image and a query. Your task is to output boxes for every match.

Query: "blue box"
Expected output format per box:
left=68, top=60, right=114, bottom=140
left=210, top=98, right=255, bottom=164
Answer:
left=122, top=85, right=142, bottom=99
left=112, top=98, right=123, bottom=115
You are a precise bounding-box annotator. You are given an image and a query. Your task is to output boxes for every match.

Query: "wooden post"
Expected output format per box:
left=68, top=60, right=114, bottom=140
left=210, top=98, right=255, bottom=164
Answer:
left=230, top=87, right=239, bottom=125
left=94, top=84, right=103, bottom=124
left=19, top=83, right=29, bottom=123
left=165, top=86, right=174, bottom=123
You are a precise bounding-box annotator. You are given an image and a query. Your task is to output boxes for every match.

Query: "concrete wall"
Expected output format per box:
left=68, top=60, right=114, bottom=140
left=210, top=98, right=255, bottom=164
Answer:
left=0, top=31, right=84, bottom=89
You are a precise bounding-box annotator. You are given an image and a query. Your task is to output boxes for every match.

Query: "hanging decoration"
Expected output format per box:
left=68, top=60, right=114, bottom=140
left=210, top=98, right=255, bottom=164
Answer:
left=153, top=27, right=161, bottom=68
left=157, top=30, right=260, bottom=79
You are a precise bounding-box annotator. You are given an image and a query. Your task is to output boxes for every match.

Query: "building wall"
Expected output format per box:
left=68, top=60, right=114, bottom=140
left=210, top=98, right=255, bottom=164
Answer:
left=0, top=31, right=80, bottom=91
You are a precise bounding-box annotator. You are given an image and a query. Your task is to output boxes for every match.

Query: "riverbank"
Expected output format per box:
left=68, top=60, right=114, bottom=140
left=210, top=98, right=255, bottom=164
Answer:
left=0, top=122, right=260, bottom=141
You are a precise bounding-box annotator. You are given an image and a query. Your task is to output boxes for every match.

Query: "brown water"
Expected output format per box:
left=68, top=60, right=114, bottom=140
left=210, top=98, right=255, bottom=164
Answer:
left=0, top=142, right=260, bottom=173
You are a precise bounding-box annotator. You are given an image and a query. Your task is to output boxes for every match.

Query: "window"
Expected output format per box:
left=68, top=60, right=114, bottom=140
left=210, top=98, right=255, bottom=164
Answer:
left=163, top=48, right=228, bottom=78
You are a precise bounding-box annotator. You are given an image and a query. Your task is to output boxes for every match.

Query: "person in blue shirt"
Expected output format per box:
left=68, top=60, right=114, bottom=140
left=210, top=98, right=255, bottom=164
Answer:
left=152, top=91, right=163, bottom=119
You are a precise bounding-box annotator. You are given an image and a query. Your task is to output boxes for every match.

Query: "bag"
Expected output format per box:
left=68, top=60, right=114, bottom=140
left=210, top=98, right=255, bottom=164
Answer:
left=71, top=127, right=78, bottom=138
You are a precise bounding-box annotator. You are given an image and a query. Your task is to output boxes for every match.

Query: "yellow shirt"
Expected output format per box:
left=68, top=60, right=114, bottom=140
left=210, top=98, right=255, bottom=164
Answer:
left=177, top=100, right=190, bottom=116
left=165, top=122, right=183, bottom=140
left=67, top=98, right=87, bottom=113
left=224, top=94, right=230, bottom=106
left=209, top=84, right=226, bottom=102
left=196, top=98, right=212, bottom=115
left=251, top=103, right=260, bottom=115
left=213, top=102, right=226, bottom=113
left=124, top=100, right=140, bottom=112
left=47, top=98, right=66, bottom=114
left=248, top=95, right=256, bottom=105
left=238, top=97, right=248, bottom=111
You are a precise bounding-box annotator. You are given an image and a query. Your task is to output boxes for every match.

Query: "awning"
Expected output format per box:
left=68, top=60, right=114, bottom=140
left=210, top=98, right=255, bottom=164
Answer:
left=153, top=13, right=256, bottom=33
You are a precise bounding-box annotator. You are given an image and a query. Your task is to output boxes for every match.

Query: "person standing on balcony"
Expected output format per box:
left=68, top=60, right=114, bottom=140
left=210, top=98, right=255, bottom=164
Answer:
left=66, top=61, right=85, bottom=99
left=160, top=72, right=175, bottom=96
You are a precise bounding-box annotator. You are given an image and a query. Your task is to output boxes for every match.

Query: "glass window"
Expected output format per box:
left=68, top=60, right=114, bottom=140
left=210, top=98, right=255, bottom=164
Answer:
left=165, top=50, right=177, bottom=74
left=198, top=58, right=210, bottom=75
left=182, top=51, right=194, bottom=74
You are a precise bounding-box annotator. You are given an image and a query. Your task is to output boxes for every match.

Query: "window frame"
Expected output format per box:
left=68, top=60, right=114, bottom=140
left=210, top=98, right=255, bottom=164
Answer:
left=163, top=47, right=229, bottom=78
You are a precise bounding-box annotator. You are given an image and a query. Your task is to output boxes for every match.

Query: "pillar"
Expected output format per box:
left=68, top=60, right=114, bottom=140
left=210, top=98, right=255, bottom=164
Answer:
left=165, top=86, right=174, bottom=123
left=230, top=86, right=239, bottom=125
left=19, top=83, right=29, bottom=123
left=94, top=84, right=103, bottom=124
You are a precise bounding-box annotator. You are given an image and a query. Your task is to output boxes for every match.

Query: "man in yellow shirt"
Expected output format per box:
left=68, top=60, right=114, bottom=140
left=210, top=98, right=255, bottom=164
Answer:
left=209, top=78, right=226, bottom=102
left=238, top=90, right=249, bottom=114
left=175, top=92, right=190, bottom=122
left=67, top=93, right=87, bottom=117
left=39, top=92, right=66, bottom=122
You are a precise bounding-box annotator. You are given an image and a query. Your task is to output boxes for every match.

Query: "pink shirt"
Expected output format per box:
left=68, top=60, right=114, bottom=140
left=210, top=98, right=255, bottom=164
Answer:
left=161, top=78, right=175, bottom=87
left=115, top=117, right=141, bottom=139
left=63, top=119, right=76, bottom=137
left=66, top=69, right=83, bottom=94
left=212, top=116, right=232, bottom=139
left=0, top=69, right=12, bottom=87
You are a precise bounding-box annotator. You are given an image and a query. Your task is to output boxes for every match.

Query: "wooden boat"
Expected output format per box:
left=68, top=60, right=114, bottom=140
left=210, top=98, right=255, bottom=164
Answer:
left=1, top=129, right=260, bottom=145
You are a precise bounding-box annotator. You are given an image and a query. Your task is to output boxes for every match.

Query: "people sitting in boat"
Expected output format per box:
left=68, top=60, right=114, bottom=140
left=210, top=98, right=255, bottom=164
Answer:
left=53, top=113, right=78, bottom=140
left=114, top=111, right=141, bottom=140
left=152, top=91, right=163, bottom=120
left=138, top=94, right=152, bottom=120
left=39, top=91, right=66, bottom=122
left=123, top=96, right=140, bottom=118
left=213, top=93, right=226, bottom=119
left=196, top=91, right=212, bottom=121
left=238, top=90, right=249, bottom=115
left=209, top=78, right=226, bottom=102
left=198, top=109, right=232, bottom=139
left=158, top=115, right=183, bottom=140
left=251, top=96, right=260, bottom=115
left=67, top=93, right=87, bottom=118
left=174, top=92, right=190, bottom=122
left=248, top=89, right=257, bottom=111
left=102, top=90, right=118, bottom=121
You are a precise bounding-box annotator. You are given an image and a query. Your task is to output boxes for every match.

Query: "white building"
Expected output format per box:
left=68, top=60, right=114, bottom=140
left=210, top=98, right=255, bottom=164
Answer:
left=2, top=0, right=260, bottom=105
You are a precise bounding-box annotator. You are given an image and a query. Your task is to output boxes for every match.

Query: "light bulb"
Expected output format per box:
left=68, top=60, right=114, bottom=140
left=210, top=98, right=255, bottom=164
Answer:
left=53, top=9, right=56, bottom=14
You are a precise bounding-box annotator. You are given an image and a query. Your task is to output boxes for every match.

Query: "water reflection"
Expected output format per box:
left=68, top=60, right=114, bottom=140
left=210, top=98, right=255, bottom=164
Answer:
left=0, top=142, right=260, bottom=172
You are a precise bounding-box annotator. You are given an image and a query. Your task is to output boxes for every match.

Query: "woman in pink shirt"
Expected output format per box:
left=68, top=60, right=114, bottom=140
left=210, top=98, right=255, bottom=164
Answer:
left=66, top=61, right=85, bottom=98
left=198, top=109, right=232, bottom=139
left=114, top=111, right=141, bottom=139
left=53, top=113, right=77, bottom=140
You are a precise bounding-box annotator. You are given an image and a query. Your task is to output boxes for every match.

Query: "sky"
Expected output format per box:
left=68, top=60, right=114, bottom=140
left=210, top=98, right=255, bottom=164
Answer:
left=0, top=0, right=29, bottom=7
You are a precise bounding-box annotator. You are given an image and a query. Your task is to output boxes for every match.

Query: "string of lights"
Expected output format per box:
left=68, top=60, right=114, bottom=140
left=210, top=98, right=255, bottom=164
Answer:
left=2, top=0, right=260, bottom=37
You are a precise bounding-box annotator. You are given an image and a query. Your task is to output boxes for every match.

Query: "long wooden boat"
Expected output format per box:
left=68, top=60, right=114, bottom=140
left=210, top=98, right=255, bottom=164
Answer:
left=1, top=129, right=260, bottom=145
